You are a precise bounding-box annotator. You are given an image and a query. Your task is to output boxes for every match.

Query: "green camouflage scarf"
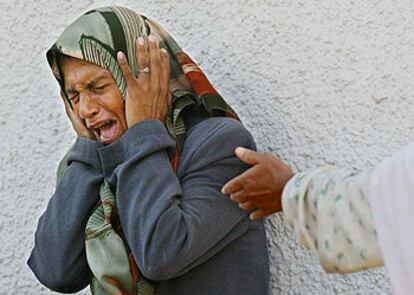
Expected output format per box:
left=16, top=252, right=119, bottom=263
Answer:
left=48, top=6, right=238, bottom=295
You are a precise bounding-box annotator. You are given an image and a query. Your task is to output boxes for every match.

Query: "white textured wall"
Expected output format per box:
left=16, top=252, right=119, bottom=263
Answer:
left=2, top=0, right=413, bottom=294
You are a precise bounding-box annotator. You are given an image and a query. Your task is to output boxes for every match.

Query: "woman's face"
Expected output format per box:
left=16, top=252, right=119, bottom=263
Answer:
left=60, top=56, right=128, bottom=145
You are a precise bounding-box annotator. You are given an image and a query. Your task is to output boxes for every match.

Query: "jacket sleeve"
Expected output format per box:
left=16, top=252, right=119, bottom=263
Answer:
left=98, top=118, right=256, bottom=280
left=282, top=167, right=383, bottom=273
left=28, top=138, right=103, bottom=293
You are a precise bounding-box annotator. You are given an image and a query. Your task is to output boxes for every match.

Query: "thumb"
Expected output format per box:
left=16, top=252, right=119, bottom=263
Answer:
left=235, top=147, right=259, bottom=165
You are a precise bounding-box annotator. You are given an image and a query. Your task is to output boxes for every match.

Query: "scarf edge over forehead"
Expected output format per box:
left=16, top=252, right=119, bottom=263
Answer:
left=48, top=6, right=240, bottom=295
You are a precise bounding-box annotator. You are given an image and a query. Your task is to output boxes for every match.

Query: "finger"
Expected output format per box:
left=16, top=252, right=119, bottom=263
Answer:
left=59, top=90, right=94, bottom=139
left=238, top=201, right=256, bottom=212
left=148, top=34, right=161, bottom=89
left=160, top=48, right=170, bottom=98
left=221, top=175, right=244, bottom=194
left=136, top=36, right=150, bottom=84
left=59, top=89, right=71, bottom=107
left=117, top=51, right=136, bottom=87
left=222, top=163, right=261, bottom=194
left=235, top=147, right=260, bottom=165
left=234, top=190, right=274, bottom=204
left=159, top=48, right=171, bottom=119
left=59, top=90, right=81, bottom=126
left=250, top=209, right=269, bottom=220
left=229, top=190, right=250, bottom=203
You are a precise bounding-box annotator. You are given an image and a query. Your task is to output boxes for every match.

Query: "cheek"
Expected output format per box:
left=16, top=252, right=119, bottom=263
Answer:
left=100, top=93, right=126, bottom=121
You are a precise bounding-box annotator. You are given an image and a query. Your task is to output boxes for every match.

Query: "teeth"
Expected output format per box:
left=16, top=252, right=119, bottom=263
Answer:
left=94, top=120, right=111, bottom=129
left=96, top=121, right=115, bottom=141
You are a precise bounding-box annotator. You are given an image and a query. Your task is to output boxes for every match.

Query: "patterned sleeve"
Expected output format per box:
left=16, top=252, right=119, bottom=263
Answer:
left=282, top=167, right=384, bottom=273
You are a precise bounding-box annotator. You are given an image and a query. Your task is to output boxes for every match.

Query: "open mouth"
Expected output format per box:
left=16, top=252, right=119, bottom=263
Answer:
left=91, top=120, right=119, bottom=144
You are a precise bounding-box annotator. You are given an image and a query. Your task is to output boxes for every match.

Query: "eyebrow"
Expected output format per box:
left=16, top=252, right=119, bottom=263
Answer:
left=65, top=74, right=111, bottom=93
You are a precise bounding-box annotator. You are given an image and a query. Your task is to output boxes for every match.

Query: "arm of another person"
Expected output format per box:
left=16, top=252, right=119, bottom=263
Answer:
left=282, top=167, right=383, bottom=273
left=28, top=138, right=103, bottom=292
left=98, top=118, right=256, bottom=280
left=223, top=148, right=383, bottom=273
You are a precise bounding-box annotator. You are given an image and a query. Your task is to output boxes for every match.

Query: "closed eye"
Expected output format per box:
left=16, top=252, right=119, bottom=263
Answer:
left=95, top=84, right=109, bottom=90
left=93, top=84, right=111, bottom=94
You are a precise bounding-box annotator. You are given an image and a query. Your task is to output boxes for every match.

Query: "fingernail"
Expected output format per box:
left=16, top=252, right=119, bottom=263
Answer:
left=235, top=147, right=245, bottom=156
left=161, top=48, right=168, bottom=54
left=230, top=194, right=235, bottom=200
left=138, top=37, right=144, bottom=46
left=236, top=147, right=246, bottom=153
left=117, top=51, right=125, bottom=61
left=249, top=214, right=255, bottom=220
left=149, top=34, right=156, bottom=43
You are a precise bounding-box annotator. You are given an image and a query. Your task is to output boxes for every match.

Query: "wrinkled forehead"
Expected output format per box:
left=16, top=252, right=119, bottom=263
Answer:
left=59, top=55, right=113, bottom=86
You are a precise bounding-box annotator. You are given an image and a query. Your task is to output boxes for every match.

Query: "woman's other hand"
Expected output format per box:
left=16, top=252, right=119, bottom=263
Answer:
left=60, top=91, right=96, bottom=139
left=222, top=147, right=294, bottom=220
left=117, top=35, right=171, bottom=127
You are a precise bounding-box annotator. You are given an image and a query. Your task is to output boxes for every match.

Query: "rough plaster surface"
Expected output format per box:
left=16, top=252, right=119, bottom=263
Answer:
left=2, top=0, right=413, bottom=294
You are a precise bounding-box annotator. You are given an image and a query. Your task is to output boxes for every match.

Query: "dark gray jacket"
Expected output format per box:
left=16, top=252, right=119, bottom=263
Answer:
left=28, top=117, right=270, bottom=295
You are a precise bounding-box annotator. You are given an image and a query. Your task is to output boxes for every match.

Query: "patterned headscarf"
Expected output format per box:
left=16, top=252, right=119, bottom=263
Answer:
left=47, top=5, right=238, bottom=152
left=48, top=6, right=239, bottom=295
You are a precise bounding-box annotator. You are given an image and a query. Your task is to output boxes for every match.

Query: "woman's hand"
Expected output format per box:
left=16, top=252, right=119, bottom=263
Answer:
left=60, top=91, right=96, bottom=139
left=222, top=147, right=294, bottom=220
left=117, top=35, right=171, bottom=127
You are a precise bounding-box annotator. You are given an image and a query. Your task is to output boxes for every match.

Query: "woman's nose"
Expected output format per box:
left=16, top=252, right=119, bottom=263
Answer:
left=78, top=92, right=99, bottom=119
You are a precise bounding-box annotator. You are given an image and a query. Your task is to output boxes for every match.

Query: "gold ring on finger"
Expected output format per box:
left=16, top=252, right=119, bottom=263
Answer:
left=139, top=66, right=150, bottom=73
